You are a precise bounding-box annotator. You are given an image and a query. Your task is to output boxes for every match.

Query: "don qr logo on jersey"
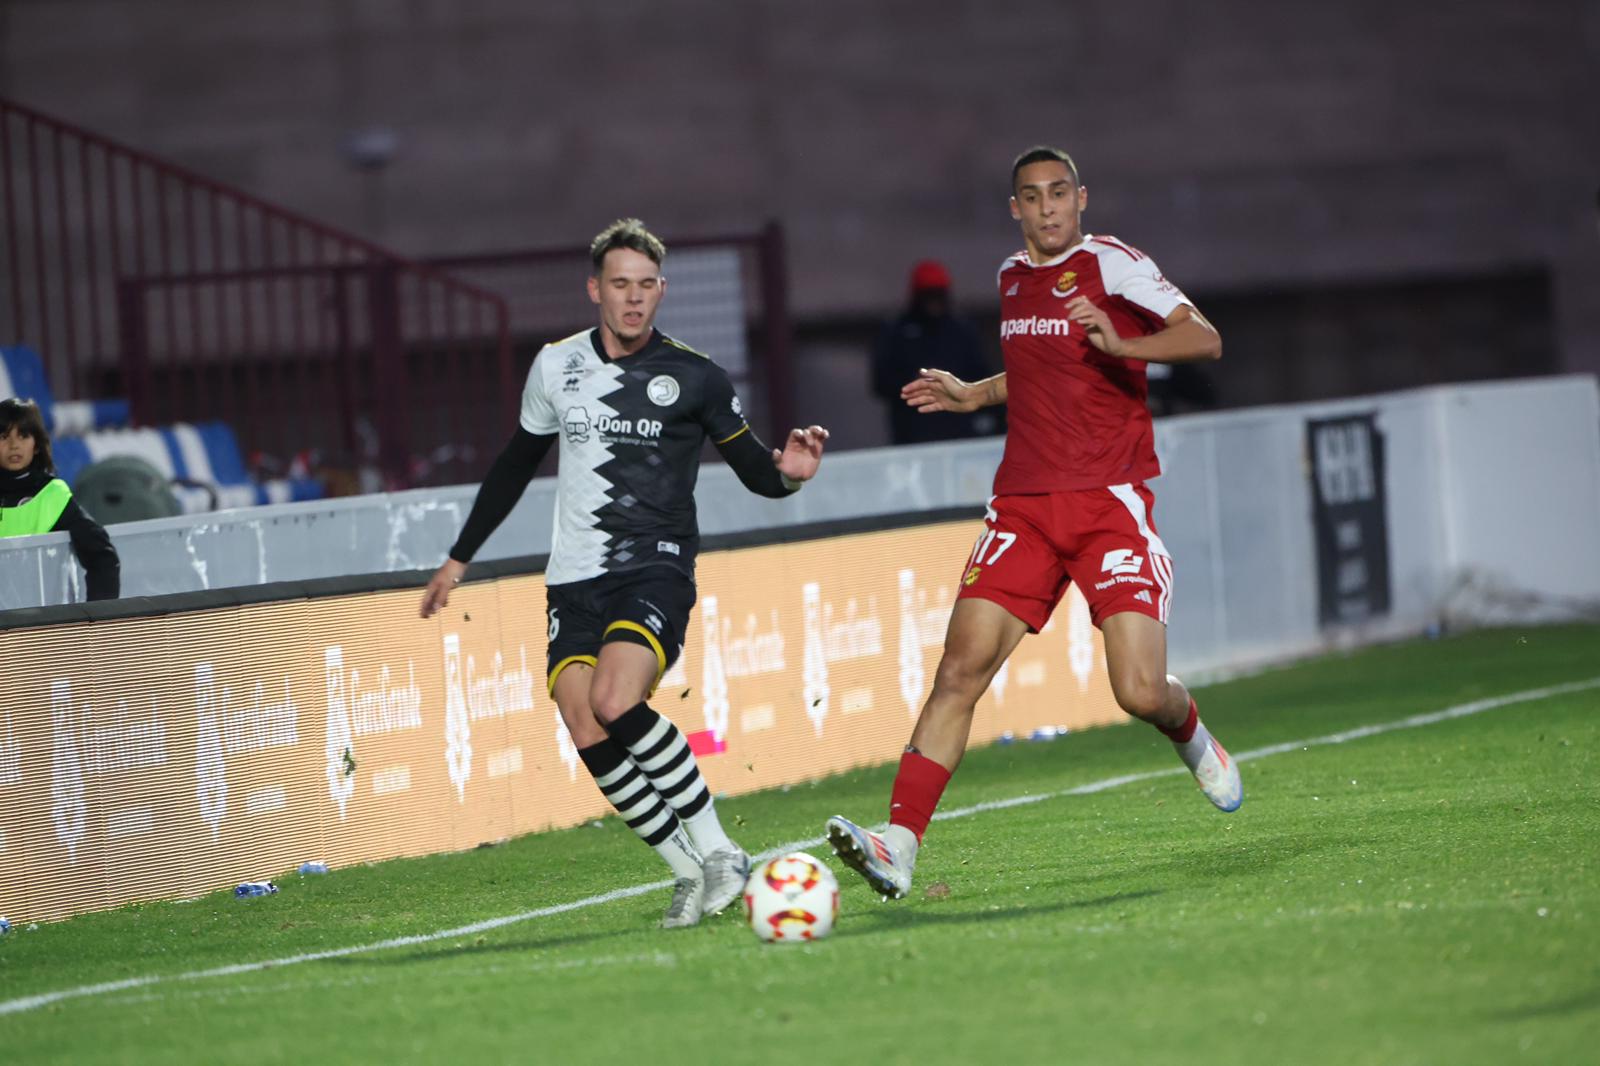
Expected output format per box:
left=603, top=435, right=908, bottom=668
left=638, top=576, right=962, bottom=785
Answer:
left=963, top=565, right=983, bottom=586
left=647, top=375, right=680, bottom=406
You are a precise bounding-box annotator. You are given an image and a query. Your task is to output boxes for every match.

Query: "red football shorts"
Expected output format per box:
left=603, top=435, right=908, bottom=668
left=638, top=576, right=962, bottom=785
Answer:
left=954, top=483, right=1173, bottom=631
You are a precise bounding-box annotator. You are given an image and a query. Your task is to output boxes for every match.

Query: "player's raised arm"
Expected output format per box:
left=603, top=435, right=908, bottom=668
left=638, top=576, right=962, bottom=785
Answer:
left=712, top=417, right=829, bottom=496
left=901, top=368, right=1007, bottom=413
left=709, top=423, right=828, bottom=496
left=700, top=362, right=826, bottom=496
left=1067, top=245, right=1222, bottom=364
left=421, top=347, right=562, bottom=619
left=1065, top=299, right=1221, bottom=363
left=771, top=425, right=829, bottom=484
left=419, top=427, right=556, bottom=618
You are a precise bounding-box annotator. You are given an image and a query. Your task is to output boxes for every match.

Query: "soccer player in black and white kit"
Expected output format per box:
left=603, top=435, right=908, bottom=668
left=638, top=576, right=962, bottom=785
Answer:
left=421, top=219, right=829, bottom=927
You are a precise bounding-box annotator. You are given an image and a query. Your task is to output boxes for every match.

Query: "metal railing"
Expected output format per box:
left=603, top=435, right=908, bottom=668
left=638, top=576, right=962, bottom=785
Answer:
left=0, top=97, right=513, bottom=488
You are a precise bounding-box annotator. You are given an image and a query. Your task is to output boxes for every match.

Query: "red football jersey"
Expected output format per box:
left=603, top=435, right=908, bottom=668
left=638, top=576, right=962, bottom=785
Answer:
left=994, top=234, right=1192, bottom=494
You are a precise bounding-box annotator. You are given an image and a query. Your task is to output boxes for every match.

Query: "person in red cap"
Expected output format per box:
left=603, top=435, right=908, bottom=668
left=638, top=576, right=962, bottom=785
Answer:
left=909, top=260, right=951, bottom=292
left=870, top=259, right=998, bottom=445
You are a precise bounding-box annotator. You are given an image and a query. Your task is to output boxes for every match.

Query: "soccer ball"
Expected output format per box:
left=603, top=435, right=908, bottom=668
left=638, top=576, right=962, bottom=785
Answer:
left=743, top=851, right=840, bottom=943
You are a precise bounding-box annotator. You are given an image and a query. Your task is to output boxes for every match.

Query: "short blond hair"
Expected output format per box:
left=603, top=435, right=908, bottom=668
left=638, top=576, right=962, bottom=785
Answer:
left=589, top=218, right=666, bottom=274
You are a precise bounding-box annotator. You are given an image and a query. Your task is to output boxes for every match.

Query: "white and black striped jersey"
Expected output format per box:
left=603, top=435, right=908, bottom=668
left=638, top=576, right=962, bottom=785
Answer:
left=520, top=328, right=757, bottom=585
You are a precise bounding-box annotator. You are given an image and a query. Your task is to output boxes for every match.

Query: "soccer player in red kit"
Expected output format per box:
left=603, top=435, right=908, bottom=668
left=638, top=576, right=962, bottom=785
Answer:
left=827, top=146, right=1241, bottom=899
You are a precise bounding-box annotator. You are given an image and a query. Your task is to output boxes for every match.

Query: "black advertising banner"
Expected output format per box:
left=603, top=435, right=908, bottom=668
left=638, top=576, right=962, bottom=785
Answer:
left=1307, top=412, right=1392, bottom=625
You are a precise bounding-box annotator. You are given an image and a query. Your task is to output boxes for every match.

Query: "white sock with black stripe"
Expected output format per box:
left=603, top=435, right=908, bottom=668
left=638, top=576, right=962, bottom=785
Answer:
left=606, top=702, right=735, bottom=857
left=578, top=738, right=702, bottom=880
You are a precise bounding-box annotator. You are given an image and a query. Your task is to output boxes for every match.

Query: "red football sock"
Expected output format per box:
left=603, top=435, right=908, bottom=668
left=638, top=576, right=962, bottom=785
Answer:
left=888, top=750, right=952, bottom=843
left=1159, top=697, right=1199, bottom=744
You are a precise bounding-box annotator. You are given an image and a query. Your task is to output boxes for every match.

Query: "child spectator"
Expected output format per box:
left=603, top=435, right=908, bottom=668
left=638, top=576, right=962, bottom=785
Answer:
left=0, top=398, right=120, bottom=600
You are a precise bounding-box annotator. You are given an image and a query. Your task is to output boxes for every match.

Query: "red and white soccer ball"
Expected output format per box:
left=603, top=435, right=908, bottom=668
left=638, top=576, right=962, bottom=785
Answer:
left=743, top=851, right=840, bottom=943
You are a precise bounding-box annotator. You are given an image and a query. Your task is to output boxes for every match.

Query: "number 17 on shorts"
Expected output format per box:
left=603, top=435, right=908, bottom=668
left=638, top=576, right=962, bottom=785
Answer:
left=954, top=489, right=1173, bottom=633
left=954, top=498, right=1065, bottom=634
left=967, top=527, right=1018, bottom=575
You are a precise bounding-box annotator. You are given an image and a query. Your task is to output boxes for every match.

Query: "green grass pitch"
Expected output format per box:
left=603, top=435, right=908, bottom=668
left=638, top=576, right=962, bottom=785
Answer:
left=2, top=625, right=1596, bottom=1065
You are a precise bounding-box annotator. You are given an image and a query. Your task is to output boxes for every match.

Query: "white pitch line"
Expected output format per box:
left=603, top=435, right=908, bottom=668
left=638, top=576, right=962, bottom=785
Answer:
left=3, top=675, right=1596, bottom=1019
left=926, top=675, right=1600, bottom=823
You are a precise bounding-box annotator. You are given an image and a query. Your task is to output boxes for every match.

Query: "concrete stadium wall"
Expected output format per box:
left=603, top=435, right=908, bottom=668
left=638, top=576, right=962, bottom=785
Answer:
left=3, top=0, right=1597, bottom=375
left=5, top=375, right=1598, bottom=677
left=1153, top=375, right=1600, bottom=675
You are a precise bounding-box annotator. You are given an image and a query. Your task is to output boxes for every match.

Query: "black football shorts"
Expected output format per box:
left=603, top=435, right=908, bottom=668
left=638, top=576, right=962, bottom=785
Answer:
left=544, top=566, right=696, bottom=693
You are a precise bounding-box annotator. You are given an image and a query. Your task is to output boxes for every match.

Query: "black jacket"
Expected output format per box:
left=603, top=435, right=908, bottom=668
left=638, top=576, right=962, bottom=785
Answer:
left=0, top=468, right=121, bottom=600
left=871, top=310, right=999, bottom=445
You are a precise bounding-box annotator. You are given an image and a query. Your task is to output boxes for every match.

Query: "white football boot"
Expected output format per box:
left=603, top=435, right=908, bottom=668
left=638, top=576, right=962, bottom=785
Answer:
left=700, top=845, right=752, bottom=916
left=825, top=816, right=914, bottom=900
left=660, top=877, right=705, bottom=929
left=1174, top=723, right=1243, bottom=812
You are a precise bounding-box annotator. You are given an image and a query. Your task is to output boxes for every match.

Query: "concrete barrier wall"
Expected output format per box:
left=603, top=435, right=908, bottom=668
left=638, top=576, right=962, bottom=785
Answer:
left=5, top=375, right=1599, bottom=677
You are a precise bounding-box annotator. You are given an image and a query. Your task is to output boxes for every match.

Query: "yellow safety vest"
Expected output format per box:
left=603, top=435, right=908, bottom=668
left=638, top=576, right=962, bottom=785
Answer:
left=0, top=478, right=73, bottom=538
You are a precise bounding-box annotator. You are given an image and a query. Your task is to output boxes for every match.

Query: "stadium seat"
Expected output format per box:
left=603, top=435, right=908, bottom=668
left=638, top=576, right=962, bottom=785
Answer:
left=5, top=343, right=323, bottom=513
left=0, top=344, right=53, bottom=412
left=51, top=397, right=132, bottom=434
left=0, top=345, right=131, bottom=432
left=52, top=422, right=325, bottom=515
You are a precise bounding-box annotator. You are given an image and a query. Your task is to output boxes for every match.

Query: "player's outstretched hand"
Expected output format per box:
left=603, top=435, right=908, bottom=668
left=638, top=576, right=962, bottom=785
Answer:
left=773, top=425, right=829, bottom=483
left=1065, top=296, right=1128, bottom=356
left=902, top=368, right=981, bottom=413
left=419, top=557, right=468, bottom=619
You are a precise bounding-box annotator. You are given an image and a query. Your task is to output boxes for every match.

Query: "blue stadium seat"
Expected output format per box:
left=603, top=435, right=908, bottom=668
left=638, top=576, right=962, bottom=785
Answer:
left=1, top=344, right=131, bottom=432
left=51, top=434, right=94, bottom=483
left=53, top=422, right=324, bottom=514
left=52, top=397, right=132, bottom=434
left=5, top=343, right=322, bottom=512
left=0, top=344, right=56, bottom=414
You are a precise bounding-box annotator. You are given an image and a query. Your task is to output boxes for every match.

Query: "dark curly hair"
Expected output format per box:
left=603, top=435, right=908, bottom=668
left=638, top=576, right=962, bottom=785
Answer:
left=0, top=397, right=53, bottom=474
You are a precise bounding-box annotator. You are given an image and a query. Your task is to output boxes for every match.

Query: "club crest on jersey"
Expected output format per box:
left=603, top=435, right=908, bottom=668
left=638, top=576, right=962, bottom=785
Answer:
left=647, top=375, right=681, bottom=407
left=563, top=352, right=586, bottom=371
left=1053, top=270, right=1078, bottom=296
